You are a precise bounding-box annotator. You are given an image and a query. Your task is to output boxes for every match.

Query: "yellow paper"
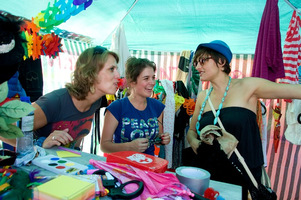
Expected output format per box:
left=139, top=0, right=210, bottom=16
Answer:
left=34, top=175, right=95, bottom=200
left=56, top=151, right=81, bottom=157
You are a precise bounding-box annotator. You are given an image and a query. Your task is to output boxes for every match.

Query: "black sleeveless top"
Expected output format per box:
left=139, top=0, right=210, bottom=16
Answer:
left=198, top=107, right=264, bottom=169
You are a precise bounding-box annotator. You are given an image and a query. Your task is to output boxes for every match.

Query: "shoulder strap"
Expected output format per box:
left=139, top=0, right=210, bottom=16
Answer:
left=207, top=95, right=259, bottom=189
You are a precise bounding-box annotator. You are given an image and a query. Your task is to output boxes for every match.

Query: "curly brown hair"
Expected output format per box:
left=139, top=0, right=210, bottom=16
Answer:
left=65, top=47, right=119, bottom=100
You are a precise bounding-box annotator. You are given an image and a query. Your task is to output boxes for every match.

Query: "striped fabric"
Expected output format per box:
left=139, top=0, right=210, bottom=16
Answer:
left=40, top=39, right=91, bottom=95
left=279, top=11, right=301, bottom=84
left=130, top=50, right=181, bottom=81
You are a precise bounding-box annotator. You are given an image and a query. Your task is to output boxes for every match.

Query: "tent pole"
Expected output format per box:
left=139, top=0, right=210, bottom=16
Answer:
left=284, top=0, right=301, bottom=16
left=101, top=0, right=139, bottom=45
left=120, top=0, right=140, bottom=23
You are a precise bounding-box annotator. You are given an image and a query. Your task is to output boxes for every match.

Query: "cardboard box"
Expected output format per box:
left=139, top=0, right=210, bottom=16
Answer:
left=106, top=151, right=168, bottom=173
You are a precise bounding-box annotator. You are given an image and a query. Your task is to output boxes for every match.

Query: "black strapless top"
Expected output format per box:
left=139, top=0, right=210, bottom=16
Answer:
left=198, top=107, right=264, bottom=168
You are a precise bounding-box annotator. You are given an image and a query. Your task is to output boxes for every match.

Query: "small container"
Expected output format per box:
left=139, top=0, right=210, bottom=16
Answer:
left=176, top=166, right=211, bottom=195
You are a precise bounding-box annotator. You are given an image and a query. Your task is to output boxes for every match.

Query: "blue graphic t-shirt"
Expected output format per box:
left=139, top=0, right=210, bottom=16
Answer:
left=107, top=97, right=165, bottom=155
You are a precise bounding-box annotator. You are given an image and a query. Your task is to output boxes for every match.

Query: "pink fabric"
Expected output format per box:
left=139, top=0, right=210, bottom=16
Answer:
left=89, top=159, right=193, bottom=200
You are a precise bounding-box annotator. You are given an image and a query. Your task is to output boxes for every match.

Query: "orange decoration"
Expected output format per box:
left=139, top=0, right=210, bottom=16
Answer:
left=24, top=18, right=41, bottom=34
left=183, top=98, right=196, bottom=116
left=32, top=33, right=43, bottom=60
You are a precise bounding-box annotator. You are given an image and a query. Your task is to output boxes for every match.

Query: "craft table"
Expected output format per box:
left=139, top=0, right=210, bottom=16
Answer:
left=19, top=147, right=242, bottom=200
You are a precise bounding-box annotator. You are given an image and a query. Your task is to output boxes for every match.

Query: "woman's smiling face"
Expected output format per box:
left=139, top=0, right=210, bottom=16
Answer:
left=131, top=66, right=156, bottom=98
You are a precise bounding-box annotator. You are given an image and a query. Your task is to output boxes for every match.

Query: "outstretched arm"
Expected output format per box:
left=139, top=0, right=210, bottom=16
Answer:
left=244, top=77, right=301, bottom=100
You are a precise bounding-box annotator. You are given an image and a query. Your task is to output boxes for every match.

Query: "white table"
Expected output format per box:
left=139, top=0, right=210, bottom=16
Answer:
left=19, top=147, right=242, bottom=200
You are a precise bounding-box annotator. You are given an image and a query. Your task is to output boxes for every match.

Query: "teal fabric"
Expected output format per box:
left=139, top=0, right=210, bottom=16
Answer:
left=1, top=0, right=300, bottom=53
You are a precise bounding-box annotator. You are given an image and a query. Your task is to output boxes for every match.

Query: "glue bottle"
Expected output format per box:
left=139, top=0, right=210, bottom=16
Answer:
left=16, top=96, right=34, bottom=158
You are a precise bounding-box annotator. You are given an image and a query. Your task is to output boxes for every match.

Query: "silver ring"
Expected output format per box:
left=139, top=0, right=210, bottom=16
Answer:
left=52, top=136, right=56, bottom=140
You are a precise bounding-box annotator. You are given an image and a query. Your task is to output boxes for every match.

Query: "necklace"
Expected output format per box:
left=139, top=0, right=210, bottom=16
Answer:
left=196, top=76, right=232, bottom=135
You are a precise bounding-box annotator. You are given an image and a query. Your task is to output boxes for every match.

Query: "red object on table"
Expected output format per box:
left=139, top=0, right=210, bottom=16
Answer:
left=106, top=151, right=168, bottom=173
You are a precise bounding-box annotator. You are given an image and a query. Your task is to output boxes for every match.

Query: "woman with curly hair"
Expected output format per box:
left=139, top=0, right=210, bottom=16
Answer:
left=33, top=46, right=120, bottom=150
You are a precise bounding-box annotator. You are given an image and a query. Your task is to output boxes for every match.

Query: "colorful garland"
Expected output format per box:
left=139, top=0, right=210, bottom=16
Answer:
left=20, top=0, right=93, bottom=60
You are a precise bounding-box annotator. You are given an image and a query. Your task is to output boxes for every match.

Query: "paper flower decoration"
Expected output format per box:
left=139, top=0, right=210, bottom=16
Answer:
left=41, top=32, right=63, bottom=59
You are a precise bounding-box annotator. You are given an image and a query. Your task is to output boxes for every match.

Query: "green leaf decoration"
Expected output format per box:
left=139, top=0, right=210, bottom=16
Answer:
left=0, top=117, right=9, bottom=131
left=4, top=116, right=20, bottom=125
left=0, top=124, right=24, bottom=139
left=0, top=100, right=35, bottom=118
left=0, top=82, right=8, bottom=103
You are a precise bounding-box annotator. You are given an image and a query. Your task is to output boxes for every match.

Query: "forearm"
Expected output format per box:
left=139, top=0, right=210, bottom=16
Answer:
left=186, top=129, right=200, bottom=153
left=101, top=141, right=132, bottom=153
left=0, top=136, right=16, bottom=147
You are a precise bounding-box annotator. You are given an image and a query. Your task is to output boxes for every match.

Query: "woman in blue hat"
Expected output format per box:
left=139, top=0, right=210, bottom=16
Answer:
left=186, top=40, right=301, bottom=199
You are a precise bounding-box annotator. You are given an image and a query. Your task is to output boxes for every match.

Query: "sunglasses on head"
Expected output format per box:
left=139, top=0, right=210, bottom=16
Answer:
left=93, top=46, right=107, bottom=55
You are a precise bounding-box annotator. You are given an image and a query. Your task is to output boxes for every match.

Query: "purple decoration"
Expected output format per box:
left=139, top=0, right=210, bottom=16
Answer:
left=84, top=0, right=93, bottom=9
left=73, top=0, right=86, bottom=5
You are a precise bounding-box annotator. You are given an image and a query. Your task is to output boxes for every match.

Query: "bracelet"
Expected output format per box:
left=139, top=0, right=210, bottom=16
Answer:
left=35, top=137, right=46, bottom=147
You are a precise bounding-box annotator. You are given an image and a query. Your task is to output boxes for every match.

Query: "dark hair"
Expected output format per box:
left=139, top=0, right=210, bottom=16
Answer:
left=125, top=57, right=156, bottom=84
left=194, top=47, right=231, bottom=75
left=65, top=46, right=119, bottom=100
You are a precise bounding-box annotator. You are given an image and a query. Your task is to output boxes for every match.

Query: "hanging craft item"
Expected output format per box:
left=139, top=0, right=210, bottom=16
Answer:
left=183, top=98, right=196, bottom=116
left=36, top=0, right=93, bottom=32
left=174, top=94, right=185, bottom=112
left=272, top=99, right=282, bottom=153
left=41, top=32, right=63, bottom=59
left=38, top=2, right=63, bottom=32
left=22, top=20, right=43, bottom=60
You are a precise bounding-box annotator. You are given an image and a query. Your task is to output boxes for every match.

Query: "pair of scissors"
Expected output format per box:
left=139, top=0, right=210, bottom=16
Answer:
left=93, top=169, right=144, bottom=199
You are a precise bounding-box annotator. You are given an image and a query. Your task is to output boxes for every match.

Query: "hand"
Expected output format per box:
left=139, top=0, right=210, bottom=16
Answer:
left=130, top=138, right=149, bottom=152
left=42, top=128, right=73, bottom=149
left=191, top=139, right=201, bottom=154
left=160, top=132, right=171, bottom=145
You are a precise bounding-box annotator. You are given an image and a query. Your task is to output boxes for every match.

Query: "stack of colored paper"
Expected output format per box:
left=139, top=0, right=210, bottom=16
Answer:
left=33, top=175, right=95, bottom=200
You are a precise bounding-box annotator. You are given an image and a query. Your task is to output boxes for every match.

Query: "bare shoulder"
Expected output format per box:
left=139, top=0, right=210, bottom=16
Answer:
left=232, top=77, right=265, bottom=90
left=236, top=77, right=263, bottom=84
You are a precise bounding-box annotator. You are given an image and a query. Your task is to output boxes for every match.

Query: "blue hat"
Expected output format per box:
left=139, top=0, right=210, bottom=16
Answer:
left=195, top=40, right=232, bottom=63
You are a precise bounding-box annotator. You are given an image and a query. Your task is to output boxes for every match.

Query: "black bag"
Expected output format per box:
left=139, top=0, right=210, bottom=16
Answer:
left=249, top=183, right=277, bottom=200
